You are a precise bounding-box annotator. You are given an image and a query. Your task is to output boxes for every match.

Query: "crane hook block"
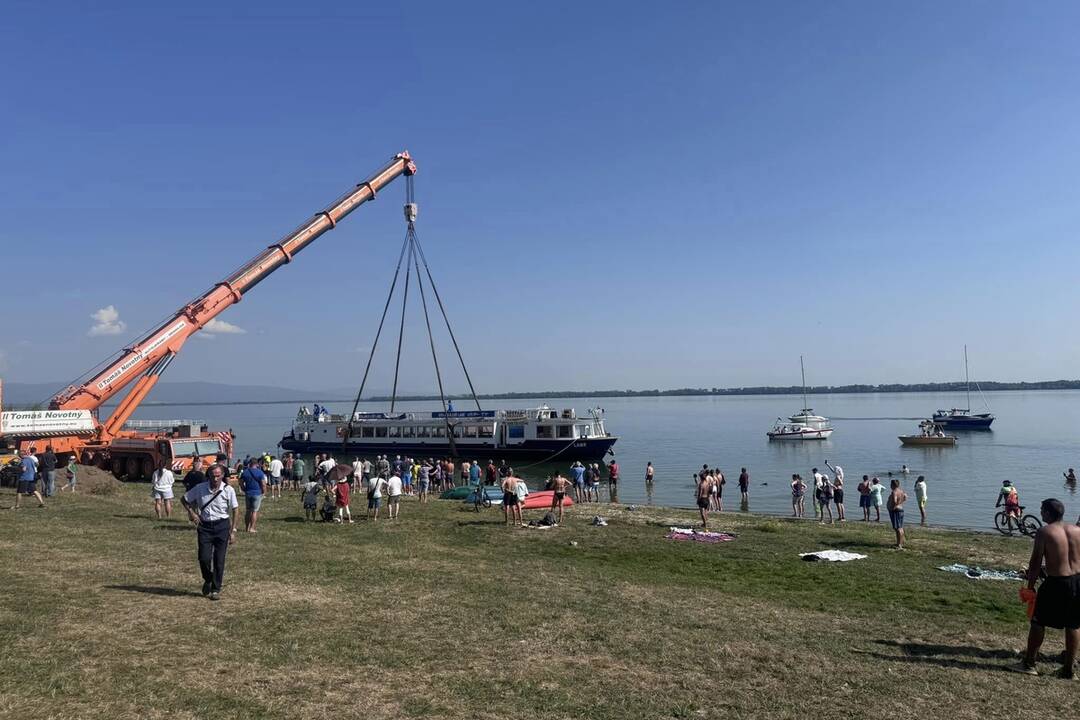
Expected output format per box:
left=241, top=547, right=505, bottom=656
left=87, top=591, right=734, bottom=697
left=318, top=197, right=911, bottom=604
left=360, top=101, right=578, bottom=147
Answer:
left=404, top=203, right=418, bottom=222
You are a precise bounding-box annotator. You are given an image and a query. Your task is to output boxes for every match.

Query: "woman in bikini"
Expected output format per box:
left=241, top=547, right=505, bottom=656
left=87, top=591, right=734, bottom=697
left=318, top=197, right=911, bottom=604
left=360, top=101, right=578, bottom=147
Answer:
left=791, top=474, right=806, bottom=517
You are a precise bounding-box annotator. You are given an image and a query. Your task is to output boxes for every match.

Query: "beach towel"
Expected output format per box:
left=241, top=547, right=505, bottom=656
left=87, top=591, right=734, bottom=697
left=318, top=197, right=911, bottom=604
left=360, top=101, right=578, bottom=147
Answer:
left=937, top=564, right=1025, bottom=581
left=665, top=527, right=736, bottom=544
left=799, top=550, right=867, bottom=562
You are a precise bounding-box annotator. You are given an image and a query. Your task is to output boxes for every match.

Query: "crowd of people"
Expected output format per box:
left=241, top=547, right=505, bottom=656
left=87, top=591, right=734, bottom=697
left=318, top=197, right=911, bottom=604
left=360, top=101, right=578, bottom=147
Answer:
left=6, top=444, right=78, bottom=509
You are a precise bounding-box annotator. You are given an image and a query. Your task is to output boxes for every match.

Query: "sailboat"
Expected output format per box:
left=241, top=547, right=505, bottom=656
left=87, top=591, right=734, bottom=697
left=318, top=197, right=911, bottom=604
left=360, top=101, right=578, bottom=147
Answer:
left=767, top=356, right=834, bottom=441
left=932, top=345, right=994, bottom=430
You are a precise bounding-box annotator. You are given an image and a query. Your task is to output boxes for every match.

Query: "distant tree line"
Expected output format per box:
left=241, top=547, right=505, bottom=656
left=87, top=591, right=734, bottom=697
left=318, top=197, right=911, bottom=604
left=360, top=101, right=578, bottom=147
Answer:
left=366, top=379, right=1080, bottom=402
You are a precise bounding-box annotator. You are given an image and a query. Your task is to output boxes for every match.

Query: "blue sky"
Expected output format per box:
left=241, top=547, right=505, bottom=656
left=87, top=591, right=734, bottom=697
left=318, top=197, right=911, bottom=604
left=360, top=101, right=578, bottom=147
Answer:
left=2, top=1, right=1079, bottom=395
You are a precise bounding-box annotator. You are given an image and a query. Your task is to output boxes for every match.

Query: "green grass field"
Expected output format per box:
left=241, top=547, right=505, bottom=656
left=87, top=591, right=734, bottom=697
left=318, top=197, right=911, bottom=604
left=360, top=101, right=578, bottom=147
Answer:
left=1, top=471, right=1076, bottom=719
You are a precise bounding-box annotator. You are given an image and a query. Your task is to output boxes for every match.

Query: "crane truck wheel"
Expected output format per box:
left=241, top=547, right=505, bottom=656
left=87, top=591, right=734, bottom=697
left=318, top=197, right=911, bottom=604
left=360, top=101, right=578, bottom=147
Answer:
left=125, top=456, right=141, bottom=481
left=140, top=456, right=154, bottom=480
left=112, top=455, right=126, bottom=480
left=80, top=450, right=94, bottom=465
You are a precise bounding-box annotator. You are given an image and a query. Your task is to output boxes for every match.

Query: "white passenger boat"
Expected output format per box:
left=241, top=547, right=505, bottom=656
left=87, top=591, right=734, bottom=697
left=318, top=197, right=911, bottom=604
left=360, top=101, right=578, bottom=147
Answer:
left=280, top=405, right=617, bottom=461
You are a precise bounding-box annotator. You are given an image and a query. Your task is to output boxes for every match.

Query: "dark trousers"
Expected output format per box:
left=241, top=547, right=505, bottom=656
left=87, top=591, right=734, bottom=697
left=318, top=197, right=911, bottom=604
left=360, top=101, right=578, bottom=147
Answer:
left=197, top=519, right=230, bottom=592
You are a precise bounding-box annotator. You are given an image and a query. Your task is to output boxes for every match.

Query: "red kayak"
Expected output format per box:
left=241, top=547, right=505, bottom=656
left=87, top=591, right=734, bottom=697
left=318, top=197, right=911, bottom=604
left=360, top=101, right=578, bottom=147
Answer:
left=521, top=490, right=574, bottom=510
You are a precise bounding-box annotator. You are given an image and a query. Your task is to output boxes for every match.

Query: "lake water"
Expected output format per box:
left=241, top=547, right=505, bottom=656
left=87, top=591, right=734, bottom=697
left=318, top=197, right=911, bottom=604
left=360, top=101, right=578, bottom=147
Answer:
left=128, top=391, right=1080, bottom=530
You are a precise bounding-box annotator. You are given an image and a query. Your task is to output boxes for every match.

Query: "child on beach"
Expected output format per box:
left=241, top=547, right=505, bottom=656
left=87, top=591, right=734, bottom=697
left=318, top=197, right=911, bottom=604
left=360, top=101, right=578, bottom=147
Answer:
left=302, top=478, right=321, bottom=521
left=320, top=489, right=337, bottom=522
left=335, top=477, right=353, bottom=524
left=61, top=456, right=77, bottom=493
left=914, top=475, right=928, bottom=524
left=791, top=474, right=806, bottom=517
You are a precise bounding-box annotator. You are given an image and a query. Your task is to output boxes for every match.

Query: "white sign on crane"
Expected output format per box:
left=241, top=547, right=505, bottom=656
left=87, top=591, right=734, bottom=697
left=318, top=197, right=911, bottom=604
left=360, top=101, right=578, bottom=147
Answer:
left=0, top=410, right=96, bottom=436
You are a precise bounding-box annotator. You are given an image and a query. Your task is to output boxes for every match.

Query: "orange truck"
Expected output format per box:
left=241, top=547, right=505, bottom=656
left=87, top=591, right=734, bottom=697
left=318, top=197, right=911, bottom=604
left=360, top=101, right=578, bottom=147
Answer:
left=0, top=151, right=417, bottom=478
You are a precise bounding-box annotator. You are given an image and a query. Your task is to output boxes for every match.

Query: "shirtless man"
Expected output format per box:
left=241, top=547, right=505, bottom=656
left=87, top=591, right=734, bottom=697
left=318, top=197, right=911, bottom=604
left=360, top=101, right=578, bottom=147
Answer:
left=695, top=473, right=713, bottom=529
left=550, top=473, right=572, bottom=524
left=501, top=473, right=521, bottom=527
left=1012, top=498, right=1080, bottom=678
left=886, top=478, right=907, bottom=549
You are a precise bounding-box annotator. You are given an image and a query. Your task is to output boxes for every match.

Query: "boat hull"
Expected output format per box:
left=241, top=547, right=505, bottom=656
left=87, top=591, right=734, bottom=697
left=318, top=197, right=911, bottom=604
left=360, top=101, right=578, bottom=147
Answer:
left=899, top=436, right=957, bottom=446
left=932, top=414, right=994, bottom=430
left=767, top=428, right=833, bottom=441
left=279, top=434, right=618, bottom=461
left=520, top=490, right=573, bottom=510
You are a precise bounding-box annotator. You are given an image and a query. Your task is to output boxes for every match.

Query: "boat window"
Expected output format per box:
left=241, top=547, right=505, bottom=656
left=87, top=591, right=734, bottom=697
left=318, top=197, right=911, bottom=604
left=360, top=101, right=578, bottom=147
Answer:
left=479, top=424, right=494, bottom=438
left=416, top=426, right=430, bottom=438
left=465, top=425, right=479, bottom=438
left=434, top=426, right=446, bottom=438
left=536, top=425, right=554, bottom=439
left=362, top=426, right=375, bottom=438
left=401, top=426, right=415, bottom=438
left=508, top=425, right=525, bottom=439
left=375, top=427, right=388, bottom=438
left=577, top=424, right=590, bottom=438
left=388, top=426, right=401, bottom=438
left=452, top=426, right=462, bottom=438
left=557, top=425, right=572, bottom=439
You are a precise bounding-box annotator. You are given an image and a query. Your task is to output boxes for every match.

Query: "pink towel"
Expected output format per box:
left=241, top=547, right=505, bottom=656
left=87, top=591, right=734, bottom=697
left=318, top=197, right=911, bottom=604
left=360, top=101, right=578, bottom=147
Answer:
left=665, top=530, right=735, bottom=544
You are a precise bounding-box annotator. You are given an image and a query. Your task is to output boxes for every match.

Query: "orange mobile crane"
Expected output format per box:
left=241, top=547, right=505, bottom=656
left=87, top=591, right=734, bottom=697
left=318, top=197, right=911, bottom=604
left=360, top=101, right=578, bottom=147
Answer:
left=2, top=152, right=417, bottom=479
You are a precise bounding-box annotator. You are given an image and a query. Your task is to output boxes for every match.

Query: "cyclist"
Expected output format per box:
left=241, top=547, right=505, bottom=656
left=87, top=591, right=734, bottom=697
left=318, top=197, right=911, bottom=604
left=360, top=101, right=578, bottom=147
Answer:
left=996, top=480, right=1022, bottom=527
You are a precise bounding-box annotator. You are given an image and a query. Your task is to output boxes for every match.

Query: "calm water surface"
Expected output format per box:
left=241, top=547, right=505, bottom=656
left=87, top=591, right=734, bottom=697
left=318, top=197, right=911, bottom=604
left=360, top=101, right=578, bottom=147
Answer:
left=129, top=391, right=1080, bottom=530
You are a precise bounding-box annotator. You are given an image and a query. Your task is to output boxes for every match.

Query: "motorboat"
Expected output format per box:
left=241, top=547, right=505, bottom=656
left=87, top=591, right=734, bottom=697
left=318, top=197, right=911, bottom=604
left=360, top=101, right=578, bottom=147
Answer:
left=932, top=346, right=994, bottom=430
left=899, top=420, right=957, bottom=447
left=932, top=408, right=994, bottom=430
left=766, top=356, right=833, bottom=441
left=768, top=417, right=833, bottom=441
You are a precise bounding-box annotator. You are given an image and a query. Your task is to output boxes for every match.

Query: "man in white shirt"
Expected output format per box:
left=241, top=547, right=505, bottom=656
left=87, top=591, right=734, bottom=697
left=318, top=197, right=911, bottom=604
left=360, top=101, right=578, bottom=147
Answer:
left=352, top=458, right=364, bottom=488
left=386, top=474, right=403, bottom=520
left=315, top=455, right=334, bottom=490
left=267, top=455, right=284, bottom=499
left=367, top=474, right=388, bottom=522
left=151, top=458, right=176, bottom=519
left=180, top=463, right=239, bottom=600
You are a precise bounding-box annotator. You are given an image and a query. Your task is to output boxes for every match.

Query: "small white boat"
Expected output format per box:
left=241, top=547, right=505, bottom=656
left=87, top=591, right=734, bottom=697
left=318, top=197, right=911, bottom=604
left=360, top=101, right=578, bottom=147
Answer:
left=766, top=356, right=834, bottom=441
left=899, top=420, right=957, bottom=447
left=768, top=414, right=834, bottom=441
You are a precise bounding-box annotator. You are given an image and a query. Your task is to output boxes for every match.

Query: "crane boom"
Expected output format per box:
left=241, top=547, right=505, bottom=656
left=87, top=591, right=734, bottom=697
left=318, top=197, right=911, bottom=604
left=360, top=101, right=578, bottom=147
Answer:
left=52, top=151, right=416, bottom=422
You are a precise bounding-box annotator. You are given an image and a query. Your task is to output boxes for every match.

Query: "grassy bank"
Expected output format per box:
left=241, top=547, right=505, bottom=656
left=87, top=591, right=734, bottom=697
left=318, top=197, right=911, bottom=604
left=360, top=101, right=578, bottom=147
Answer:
left=0, top=469, right=1075, bottom=719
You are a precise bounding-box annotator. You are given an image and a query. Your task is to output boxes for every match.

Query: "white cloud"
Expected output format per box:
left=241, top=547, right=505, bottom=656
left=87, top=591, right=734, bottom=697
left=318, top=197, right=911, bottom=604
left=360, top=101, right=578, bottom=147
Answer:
left=203, top=319, right=246, bottom=336
left=88, top=305, right=127, bottom=336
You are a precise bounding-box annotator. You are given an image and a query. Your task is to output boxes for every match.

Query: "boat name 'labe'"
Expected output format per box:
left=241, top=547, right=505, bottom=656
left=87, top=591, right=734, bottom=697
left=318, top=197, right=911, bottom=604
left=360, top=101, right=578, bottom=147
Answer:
left=96, top=320, right=187, bottom=390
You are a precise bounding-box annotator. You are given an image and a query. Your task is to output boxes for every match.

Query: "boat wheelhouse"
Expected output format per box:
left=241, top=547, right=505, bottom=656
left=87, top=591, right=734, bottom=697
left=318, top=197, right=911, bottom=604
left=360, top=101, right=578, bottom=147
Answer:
left=279, top=405, right=617, bottom=461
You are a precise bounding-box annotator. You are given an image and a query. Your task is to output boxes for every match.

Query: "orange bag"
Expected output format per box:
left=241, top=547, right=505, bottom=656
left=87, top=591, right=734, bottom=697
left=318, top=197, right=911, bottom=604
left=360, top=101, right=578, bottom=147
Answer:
left=1019, top=587, right=1036, bottom=619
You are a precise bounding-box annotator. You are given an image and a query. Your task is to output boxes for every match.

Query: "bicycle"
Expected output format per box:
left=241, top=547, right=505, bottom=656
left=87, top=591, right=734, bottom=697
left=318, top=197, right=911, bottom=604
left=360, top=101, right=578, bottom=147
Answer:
left=473, top=484, right=492, bottom=513
left=994, top=505, right=1042, bottom=537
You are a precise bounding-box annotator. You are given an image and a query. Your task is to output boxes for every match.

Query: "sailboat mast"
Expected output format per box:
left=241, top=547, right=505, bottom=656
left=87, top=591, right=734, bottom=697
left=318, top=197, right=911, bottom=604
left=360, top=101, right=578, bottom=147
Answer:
left=964, top=344, right=970, bottom=412
left=801, top=355, right=807, bottom=410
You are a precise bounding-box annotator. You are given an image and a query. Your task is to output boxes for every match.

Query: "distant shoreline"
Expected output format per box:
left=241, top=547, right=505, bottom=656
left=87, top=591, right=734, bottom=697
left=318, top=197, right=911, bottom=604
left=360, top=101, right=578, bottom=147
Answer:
left=94, top=379, right=1080, bottom=408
